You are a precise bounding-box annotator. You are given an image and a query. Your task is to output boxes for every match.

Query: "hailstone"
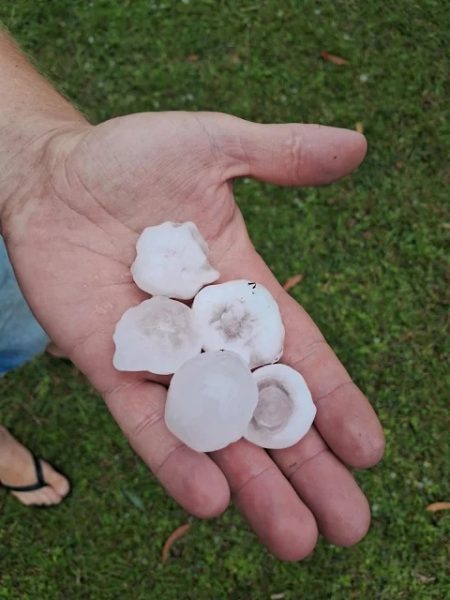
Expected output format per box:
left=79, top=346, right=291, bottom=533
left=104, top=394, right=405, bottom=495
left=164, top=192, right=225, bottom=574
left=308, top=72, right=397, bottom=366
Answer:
left=192, top=280, right=285, bottom=369
left=245, top=364, right=316, bottom=449
left=131, top=221, right=219, bottom=299
left=165, top=351, right=259, bottom=452
left=113, top=296, right=202, bottom=375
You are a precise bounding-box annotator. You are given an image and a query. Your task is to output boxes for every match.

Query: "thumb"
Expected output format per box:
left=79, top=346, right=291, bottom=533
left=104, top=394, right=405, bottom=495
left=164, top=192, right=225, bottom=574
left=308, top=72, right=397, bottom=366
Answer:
left=211, top=114, right=367, bottom=186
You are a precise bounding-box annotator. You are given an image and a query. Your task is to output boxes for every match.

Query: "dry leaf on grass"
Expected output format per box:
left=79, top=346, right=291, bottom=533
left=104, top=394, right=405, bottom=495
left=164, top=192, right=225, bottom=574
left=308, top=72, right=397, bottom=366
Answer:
left=161, top=523, right=191, bottom=562
left=185, top=54, right=200, bottom=62
left=356, top=121, right=364, bottom=134
left=320, top=51, right=348, bottom=65
left=414, top=572, right=436, bottom=584
left=426, top=502, right=450, bottom=512
left=283, top=274, right=303, bottom=292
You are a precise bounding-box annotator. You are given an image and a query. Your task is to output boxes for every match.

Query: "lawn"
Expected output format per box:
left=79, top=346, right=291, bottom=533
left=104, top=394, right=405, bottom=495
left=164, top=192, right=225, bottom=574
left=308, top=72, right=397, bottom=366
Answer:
left=0, top=1, right=449, bottom=598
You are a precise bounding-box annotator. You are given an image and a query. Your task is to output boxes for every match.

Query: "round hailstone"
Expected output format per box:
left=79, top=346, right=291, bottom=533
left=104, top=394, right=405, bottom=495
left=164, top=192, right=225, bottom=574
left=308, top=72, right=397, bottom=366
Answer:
left=113, top=296, right=202, bottom=375
left=192, top=280, right=285, bottom=369
left=245, top=364, right=316, bottom=449
left=165, top=351, right=258, bottom=452
left=131, top=221, right=219, bottom=299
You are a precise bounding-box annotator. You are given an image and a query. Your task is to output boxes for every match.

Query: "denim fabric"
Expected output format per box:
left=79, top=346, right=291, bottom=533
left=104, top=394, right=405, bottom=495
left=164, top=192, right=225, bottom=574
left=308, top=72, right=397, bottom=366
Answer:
left=0, top=237, right=49, bottom=376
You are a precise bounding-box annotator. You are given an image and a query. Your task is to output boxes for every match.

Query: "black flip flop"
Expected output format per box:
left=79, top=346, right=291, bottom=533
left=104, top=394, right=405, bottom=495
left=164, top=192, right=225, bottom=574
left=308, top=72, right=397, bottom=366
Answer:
left=0, top=453, right=48, bottom=492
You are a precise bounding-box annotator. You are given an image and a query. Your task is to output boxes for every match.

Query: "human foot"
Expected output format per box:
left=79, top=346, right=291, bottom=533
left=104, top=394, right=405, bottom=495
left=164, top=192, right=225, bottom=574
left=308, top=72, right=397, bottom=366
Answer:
left=0, top=426, right=70, bottom=506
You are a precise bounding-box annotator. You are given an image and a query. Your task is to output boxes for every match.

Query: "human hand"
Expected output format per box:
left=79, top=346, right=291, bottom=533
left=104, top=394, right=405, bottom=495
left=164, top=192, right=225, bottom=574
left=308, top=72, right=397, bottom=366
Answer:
left=0, top=112, right=384, bottom=560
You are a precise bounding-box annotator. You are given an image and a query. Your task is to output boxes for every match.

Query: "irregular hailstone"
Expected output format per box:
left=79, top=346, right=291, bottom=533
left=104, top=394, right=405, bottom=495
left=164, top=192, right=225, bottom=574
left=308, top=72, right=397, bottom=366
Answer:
left=165, top=350, right=258, bottom=452
left=192, top=280, right=285, bottom=369
left=131, top=221, right=219, bottom=299
left=113, top=296, right=201, bottom=375
left=245, top=364, right=316, bottom=449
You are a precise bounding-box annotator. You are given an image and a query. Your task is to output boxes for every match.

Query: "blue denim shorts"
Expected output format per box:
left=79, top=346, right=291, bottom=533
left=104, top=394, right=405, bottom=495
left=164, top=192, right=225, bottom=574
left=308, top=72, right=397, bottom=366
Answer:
left=0, top=237, right=49, bottom=376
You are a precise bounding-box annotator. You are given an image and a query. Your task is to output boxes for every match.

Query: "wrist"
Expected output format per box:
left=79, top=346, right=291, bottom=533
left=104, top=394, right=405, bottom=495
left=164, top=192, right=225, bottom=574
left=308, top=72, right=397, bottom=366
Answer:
left=0, top=114, right=90, bottom=233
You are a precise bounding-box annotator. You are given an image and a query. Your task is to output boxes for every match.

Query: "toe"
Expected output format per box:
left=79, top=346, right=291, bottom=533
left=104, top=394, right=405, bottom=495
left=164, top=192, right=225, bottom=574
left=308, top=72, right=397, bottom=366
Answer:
left=12, top=485, right=64, bottom=506
left=41, top=461, right=71, bottom=497
left=12, top=489, right=46, bottom=506
left=11, top=491, right=33, bottom=505
left=36, top=490, right=52, bottom=506
left=42, top=487, right=63, bottom=505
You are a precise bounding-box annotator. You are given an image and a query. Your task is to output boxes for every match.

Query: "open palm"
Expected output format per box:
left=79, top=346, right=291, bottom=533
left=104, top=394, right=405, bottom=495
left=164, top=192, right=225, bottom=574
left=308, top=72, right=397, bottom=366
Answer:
left=3, top=112, right=384, bottom=560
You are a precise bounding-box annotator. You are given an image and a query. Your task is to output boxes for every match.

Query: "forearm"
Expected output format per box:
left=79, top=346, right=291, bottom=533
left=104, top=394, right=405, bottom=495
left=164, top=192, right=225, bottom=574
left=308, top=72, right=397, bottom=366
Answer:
left=0, top=30, right=87, bottom=224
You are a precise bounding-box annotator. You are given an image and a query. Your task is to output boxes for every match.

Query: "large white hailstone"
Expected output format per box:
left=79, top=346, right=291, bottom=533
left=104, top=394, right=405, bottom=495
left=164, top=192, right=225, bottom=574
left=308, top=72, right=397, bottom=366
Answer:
left=113, top=296, right=202, bottom=375
left=245, top=364, right=316, bottom=449
left=192, top=280, right=285, bottom=369
left=131, top=221, right=219, bottom=299
left=165, top=351, right=259, bottom=452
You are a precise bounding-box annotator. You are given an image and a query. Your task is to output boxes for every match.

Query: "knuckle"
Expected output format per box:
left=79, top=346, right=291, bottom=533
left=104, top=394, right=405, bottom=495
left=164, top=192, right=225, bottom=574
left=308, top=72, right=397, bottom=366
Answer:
left=283, top=128, right=305, bottom=183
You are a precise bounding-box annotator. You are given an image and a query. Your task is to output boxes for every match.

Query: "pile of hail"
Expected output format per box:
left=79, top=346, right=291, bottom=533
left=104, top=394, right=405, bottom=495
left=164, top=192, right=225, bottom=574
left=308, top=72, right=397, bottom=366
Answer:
left=113, top=222, right=316, bottom=452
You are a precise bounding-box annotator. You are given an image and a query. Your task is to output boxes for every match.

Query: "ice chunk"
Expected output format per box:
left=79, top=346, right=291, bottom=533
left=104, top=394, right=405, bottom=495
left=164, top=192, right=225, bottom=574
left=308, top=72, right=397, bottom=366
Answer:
left=192, top=280, right=285, bottom=369
left=245, top=364, right=316, bottom=449
left=113, top=296, right=201, bottom=375
left=131, top=221, right=219, bottom=299
left=165, top=350, right=258, bottom=452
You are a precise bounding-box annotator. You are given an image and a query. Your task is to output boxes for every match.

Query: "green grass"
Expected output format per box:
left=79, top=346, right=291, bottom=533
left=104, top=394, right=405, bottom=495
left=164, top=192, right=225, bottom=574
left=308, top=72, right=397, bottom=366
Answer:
left=0, top=1, right=449, bottom=598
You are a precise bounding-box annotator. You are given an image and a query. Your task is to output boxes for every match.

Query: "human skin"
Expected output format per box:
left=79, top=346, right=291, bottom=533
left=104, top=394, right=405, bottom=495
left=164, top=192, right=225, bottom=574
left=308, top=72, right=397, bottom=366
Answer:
left=0, top=32, right=384, bottom=560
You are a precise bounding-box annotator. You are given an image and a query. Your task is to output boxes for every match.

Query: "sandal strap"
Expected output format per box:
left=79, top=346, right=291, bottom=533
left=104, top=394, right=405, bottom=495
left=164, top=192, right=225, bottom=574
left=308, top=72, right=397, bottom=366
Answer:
left=0, top=454, right=48, bottom=492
